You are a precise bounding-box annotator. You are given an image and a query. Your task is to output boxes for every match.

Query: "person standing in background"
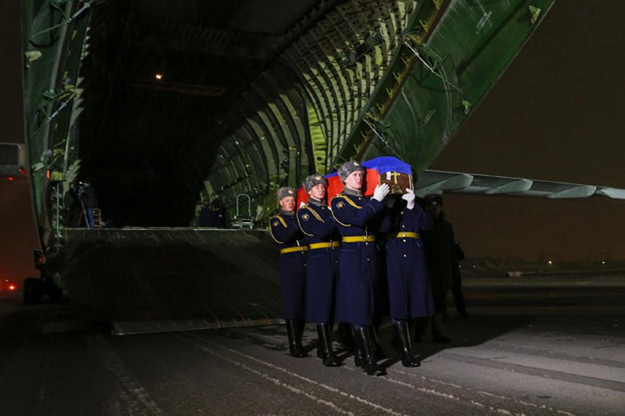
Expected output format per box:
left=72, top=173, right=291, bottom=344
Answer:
left=452, top=243, right=468, bottom=317
left=416, top=193, right=457, bottom=343
left=71, top=180, right=97, bottom=228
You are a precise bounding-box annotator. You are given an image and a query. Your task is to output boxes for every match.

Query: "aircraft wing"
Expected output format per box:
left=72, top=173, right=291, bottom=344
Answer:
left=416, top=170, right=625, bottom=200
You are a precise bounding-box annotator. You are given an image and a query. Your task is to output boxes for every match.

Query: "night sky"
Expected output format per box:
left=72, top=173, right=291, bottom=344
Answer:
left=430, top=1, right=625, bottom=262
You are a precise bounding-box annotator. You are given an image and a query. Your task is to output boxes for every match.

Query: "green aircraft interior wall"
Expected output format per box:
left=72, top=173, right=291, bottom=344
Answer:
left=205, top=0, right=555, bottom=224
left=22, top=0, right=91, bottom=234
left=360, top=0, right=556, bottom=173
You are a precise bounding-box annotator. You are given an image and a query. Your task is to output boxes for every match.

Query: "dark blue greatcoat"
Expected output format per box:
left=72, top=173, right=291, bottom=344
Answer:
left=385, top=202, right=435, bottom=319
left=269, top=212, right=307, bottom=319
left=422, top=213, right=458, bottom=315
left=330, top=192, right=390, bottom=326
left=297, top=201, right=340, bottom=324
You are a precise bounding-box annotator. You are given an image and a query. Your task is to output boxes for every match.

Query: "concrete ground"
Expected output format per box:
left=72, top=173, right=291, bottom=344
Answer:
left=0, top=275, right=623, bottom=415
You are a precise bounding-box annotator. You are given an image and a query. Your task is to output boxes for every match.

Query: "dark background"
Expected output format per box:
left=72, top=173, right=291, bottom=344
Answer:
left=430, top=1, right=625, bottom=263
left=0, top=0, right=41, bottom=283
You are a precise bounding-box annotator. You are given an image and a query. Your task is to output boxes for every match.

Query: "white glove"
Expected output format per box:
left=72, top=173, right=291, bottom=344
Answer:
left=372, top=183, right=390, bottom=202
left=299, top=202, right=306, bottom=209
left=402, top=188, right=415, bottom=210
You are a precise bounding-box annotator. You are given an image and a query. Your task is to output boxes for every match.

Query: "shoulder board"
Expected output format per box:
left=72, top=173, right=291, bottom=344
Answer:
left=296, top=209, right=314, bottom=236
left=270, top=215, right=287, bottom=228
left=338, top=194, right=362, bottom=210
left=303, top=206, right=324, bottom=223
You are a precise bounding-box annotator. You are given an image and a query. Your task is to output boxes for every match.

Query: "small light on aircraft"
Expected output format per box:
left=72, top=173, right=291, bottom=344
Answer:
left=602, top=261, right=606, bottom=264
left=155, top=73, right=164, bottom=80
left=8, top=177, right=14, bottom=181
left=8, top=285, right=16, bottom=291
left=548, top=261, right=553, bottom=265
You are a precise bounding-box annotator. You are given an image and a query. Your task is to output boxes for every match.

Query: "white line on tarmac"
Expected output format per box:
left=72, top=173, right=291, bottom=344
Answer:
left=174, top=334, right=354, bottom=415
left=91, top=334, right=163, bottom=415
left=392, top=367, right=576, bottom=416
left=181, top=332, right=407, bottom=416
left=383, top=375, right=529, bottom=416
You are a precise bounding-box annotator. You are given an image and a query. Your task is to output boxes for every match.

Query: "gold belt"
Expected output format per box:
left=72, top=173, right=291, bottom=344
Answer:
left=342, top=235, right=376, bottom=243
left=309, top=241, right=340, bottom=250
left=281, top=246, right=309, bottom=255
left=390, top=232, right=420, bottom=239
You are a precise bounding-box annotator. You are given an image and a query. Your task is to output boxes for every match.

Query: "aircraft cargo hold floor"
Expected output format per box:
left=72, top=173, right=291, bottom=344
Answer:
left=0, top=275, right=624, bottom=416
left=51, top=229, right=284, bottom=335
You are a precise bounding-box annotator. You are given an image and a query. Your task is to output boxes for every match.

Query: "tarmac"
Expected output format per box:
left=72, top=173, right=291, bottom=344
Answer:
left=1, top=274, right=623, bottom=415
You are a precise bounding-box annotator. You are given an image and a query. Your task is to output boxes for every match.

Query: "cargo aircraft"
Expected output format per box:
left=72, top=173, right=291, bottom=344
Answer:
left=1, top=0, right=623, bottom=329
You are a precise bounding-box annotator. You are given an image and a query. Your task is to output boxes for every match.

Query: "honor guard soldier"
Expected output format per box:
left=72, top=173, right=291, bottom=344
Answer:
left=297, top=175, right=342, bottom=367
left=331, top=161, right=390, bottom=376
left=417, top=193, right=457, bottom=343
left=385, top=187, right=434, bottom=367
left=269, top=187, right=308, bottom=357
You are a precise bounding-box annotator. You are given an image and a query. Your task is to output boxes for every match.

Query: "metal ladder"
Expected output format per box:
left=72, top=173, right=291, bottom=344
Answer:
left=232, top=194, right=254, bottom=229
left=93, top=208, right=103, bottom=228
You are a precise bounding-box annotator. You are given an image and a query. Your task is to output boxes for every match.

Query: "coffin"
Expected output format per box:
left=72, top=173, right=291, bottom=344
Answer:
left=297, top=156, right=413, bottom=205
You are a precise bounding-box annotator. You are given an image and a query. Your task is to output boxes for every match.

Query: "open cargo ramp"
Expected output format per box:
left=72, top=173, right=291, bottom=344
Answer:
left=54, top=229, right=283, bottom=335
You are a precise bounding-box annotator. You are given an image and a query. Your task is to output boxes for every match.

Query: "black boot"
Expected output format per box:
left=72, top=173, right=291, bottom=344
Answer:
left=296, top=319, right=309, bottom=352
left=355, top=327, right=386, bottom=376
left=393, top=321, right=420, bottom=367
left=351, top=325, right=363, bottom=368
left=286, top=320, right=306, bottom=357
left=315, top=324, right=326, bottom=359
left=414, top=317, right=428, bottom=343
left=452, top=285, right=468, bottom=317
left=296, top=319, right=307, bottom=341
left=337, top=322, right=355, bottom=352
left=317, top=323, right=341, bottom=367
left=371, top=327, right=386, bottom=360
left=432, top=314, right=451, bottom=344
